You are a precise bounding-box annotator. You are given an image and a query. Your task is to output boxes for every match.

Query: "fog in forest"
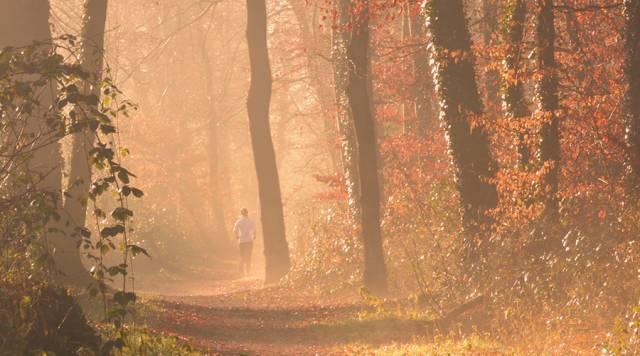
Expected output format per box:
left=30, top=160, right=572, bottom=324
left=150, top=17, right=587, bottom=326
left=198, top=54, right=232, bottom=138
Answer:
left=2, top=0, right=640, bottom=354
left=52, top=0, right=338, bottom=290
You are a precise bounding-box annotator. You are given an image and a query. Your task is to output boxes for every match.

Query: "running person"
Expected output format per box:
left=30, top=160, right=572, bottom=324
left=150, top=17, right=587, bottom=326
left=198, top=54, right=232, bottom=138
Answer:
left=232, top=208, right=256, bottom=276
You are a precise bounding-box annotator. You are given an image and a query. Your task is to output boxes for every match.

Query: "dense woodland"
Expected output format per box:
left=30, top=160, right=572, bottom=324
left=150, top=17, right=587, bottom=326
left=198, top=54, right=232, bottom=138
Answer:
left=2, top=0, right=640, bottom=354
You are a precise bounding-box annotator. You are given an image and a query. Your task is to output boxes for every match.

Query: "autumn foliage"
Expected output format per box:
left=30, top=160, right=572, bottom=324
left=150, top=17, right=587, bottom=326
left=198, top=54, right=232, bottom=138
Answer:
left=288, top=0, right=640, bottom=339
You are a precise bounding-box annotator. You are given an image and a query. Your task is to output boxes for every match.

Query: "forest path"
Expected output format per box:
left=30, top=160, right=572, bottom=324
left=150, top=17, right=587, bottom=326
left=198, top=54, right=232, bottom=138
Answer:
left=140, top=277, right=441, bottom=355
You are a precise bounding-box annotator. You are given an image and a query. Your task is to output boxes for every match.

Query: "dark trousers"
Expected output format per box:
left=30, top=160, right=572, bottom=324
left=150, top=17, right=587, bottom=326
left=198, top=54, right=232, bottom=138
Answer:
left=239, top=242, right=253, bottom=273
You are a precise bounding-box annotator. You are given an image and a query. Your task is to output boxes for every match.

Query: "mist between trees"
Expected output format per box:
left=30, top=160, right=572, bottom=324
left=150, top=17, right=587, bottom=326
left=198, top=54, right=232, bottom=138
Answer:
left=2, top=0, right=640, bottom=354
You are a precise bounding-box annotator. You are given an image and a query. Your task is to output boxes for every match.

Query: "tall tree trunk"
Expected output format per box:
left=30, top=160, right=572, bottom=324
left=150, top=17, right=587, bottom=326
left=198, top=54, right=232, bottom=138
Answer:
left=0, top=1, right=71, bottom=282
left=624, top=0, right=640, bottom=191
left=345, top=1, right=387, bottom=294
left=408, top=1, right=435, bottom=134
left=502, top=0, right=531, bottom=166
left=246, top=0, right=291, bottom=284
left=289, top=0, right=340, bottom=173
left=332, top=0, right=361, bottom=222
left=535, top=0, right=560, bottom=221
left=401, top=7, right=411, bottom=132
left=198, top=15, right=229, bottom=245
left=483, top=0, right=500, bottom=114
left=424, top=0, right=498, bottom=253
left=62, top=0, right=108, bottom=286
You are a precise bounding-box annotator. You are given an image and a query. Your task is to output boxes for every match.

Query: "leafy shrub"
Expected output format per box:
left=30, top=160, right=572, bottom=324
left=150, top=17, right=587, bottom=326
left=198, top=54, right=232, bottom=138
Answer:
left=603, top=306, right=640, bottom=355
left=0, top=280, right=99, bottom=355
left=0, top=37, right=147, bottom=355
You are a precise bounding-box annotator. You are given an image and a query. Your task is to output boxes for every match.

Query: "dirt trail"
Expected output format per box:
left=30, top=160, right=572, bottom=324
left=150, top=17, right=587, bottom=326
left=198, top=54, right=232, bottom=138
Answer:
left=141, top=277, right=437, bottom=355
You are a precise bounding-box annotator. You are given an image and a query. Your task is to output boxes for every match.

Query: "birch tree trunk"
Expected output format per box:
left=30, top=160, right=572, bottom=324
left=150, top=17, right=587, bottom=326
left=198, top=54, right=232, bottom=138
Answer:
left=332, top=0, right=361, bottom=222
left=409, top=1, right=435, bottom=134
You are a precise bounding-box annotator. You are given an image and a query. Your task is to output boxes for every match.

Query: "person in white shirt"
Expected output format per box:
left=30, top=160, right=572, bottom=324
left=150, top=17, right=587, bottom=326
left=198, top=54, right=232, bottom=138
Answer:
left=232, top=208, right=256, bottom=275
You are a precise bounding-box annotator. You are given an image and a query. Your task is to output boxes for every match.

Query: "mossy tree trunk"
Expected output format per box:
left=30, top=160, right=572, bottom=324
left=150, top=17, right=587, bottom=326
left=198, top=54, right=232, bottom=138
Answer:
left=424, top=0, right=498, bottom=257
left=502, top=0, right=531, bottom=166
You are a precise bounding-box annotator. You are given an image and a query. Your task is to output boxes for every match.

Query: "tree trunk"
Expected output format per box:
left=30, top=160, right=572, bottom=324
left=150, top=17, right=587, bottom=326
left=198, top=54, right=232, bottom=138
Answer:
left=332, top=0, right=361, bottom=222
left=197, top=16, right=229, bottom=245
left=0, top=1, right=75, bottom=283
left=246, top=0, right=291, bottom=284
left=535, top=0, right=560, bottom=221
left=424, top=0, right=498, bottom=251
left=345, top=1, right=387, bottom=294
left=289, top=0, right=340, bottom=173
left=502, top=0, right=531, bottom=166
left=483, top=0, right=500, bottom=114
left=61, top=0, right=108, bottom=286
left=409, top=1, right=435, bottom=134
left=624, top=0, right=640, bottom=191
left=401, top=8, right=411, bottom=131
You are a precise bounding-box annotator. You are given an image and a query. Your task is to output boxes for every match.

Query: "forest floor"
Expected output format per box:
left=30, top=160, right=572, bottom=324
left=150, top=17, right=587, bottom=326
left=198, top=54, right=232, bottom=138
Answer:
left=132, top=272, right=607, bottom=355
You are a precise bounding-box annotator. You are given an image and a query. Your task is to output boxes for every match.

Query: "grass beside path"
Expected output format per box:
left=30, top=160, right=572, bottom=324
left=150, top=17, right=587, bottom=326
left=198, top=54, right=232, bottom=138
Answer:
left=124, top=277, right=607, bottom=355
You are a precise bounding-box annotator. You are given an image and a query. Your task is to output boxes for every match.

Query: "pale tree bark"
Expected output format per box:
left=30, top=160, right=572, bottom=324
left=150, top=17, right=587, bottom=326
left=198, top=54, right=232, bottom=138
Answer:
left=246, top=0, right=291, bottom=284
left=332, top=0, right=361, bottom=222
left=483, top=0, right=500, bottom=114
left=623, top=0, right=640, bottom=192
left=535, top=0, right=560, bottom=221
left=0, top=0, right=73, bottom=281
left=289, top=0, right=340, bottom=173
left=62, top=0, right=108, bottom=286
left=424, top=0, right=498, bottom=255
left=502, top=0, right=531, bottom=166
left=197, top=12, right=229, bottom=245
left=345, top=1, right=387, bottom=294
left=408, top=0, right=435, bottom=134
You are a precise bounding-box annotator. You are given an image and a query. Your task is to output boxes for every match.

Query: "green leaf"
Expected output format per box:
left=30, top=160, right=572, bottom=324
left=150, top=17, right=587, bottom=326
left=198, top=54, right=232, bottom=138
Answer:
left=100, top=224, right=125, bottom=238
left=107, top=265, right=126, bottom=276
left=128, top=244, right=150, bottom=258
left=94, top=208, right=106, bottom=218
left=100, top=124, right=116, bottom=134
left=117, top=170, right=130, bottom=184
left=130, top=187, right=144, bottom=198
left=113, top=291, right=136, bottom=306
left=111, top=207, right=133, bottom=221
left=120, top=185, right=131, bottom=197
